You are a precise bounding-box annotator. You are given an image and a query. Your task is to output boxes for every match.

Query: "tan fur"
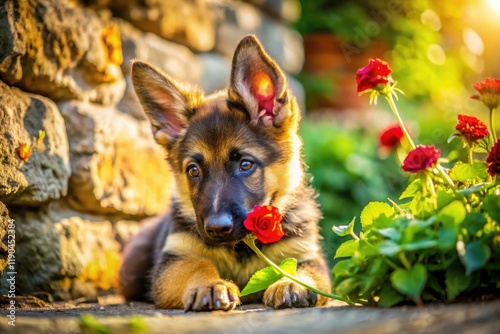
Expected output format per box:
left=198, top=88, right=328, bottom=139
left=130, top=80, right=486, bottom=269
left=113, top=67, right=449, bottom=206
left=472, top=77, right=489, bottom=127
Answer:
left=121, top=35, right=332, bottom=311
left=152, top=258, right=239, bottom=310
left=162, top=232, right=321, bottom=287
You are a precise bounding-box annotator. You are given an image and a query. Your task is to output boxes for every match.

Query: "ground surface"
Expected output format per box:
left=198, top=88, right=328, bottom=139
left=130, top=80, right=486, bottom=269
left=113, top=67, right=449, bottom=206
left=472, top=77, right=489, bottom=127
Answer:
left=0, top=296, right=499, bottom=334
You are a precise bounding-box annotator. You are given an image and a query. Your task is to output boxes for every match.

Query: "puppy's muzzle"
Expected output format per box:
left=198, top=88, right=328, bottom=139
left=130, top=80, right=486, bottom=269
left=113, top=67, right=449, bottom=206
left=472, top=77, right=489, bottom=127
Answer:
left=204, top=213, right=233, bottom=239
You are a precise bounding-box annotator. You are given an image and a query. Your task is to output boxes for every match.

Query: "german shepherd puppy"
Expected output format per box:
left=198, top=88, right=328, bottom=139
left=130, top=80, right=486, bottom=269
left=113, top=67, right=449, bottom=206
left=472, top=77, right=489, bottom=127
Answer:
left=119, top=35, right=331, bottom=311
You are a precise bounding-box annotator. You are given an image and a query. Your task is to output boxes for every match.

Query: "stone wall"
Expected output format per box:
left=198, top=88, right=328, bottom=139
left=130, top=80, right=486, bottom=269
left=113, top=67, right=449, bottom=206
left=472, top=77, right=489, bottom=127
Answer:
left=0, top=0, right=304, bottom=301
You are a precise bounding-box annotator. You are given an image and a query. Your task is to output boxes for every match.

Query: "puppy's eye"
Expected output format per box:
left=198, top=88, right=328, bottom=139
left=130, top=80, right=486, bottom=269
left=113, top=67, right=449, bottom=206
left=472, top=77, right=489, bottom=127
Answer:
left=240, top=160, right=254, bottom=171
left=187, top=164, right=200, bottom=178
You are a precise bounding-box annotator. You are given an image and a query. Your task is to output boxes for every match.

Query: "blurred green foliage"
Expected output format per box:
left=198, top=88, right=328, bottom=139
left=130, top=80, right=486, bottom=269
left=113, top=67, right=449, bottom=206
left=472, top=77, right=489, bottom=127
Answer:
left=295, top=1, right=371, bottom=38
left=301, top=102, right=468, bottom=268
left=301, top=119, right=407, bottom=267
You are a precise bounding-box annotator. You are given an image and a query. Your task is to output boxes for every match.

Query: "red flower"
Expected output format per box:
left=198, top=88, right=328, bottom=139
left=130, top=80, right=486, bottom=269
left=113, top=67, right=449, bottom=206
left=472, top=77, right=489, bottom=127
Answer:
left=471, top=78, right=500, bottom=109
left=486, top=139, right=500, bottom=176
left=455, top=115, right=489, bottom=142
left=18, top=143, right=32, bottom=162
left=379, top=124, right=405, bottom=150
left=402, top=145, right=440, bottom=173
left=243, top=205, right=284, bottom=244
left=356, top=58, right=393, bottom=93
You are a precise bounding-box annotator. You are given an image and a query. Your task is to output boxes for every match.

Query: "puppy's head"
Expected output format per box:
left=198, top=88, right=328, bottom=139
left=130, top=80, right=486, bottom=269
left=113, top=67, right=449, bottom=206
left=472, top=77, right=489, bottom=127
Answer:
left=132, top=35, right=304, bottom=246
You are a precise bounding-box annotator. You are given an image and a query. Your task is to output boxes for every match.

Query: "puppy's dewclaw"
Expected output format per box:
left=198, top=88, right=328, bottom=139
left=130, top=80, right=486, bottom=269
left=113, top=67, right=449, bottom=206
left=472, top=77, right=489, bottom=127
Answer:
left=120, top=35, right=332, bottom=311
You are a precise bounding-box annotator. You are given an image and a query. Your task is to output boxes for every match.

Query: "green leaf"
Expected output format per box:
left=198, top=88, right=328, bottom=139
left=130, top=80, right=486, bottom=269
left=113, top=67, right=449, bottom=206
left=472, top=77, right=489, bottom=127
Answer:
left=447, top=133, right=461, bottom=144
left=437, top=227, right=458, bottom=250
left=409, top=194, right=438, bottom=218
left=80, top=314, right=112, bottom=334
left=399, top=178, right=422, bottom=200
left=377, top=228, right=401, bottom=241
left=414, top=216, right=436, bottom=229
left=279, top=258, right=297, bottom=276
left=335, top=239, right=359, bottom=259
left=360, top=202, right=394, bottom=231
left=332, top=217, right=356, bottom=237
left=335, top=277, right=361, bottom=298
left=240, top=258, right=297, bottom=296
left=462, top=213, right=487, bottom=235
left=450, top=162, right=488, bottom=183
left=472, top=136, right=491, bottom=153
left=390, top=264, right=427, bottom=300
left=483, top=194, right=500, bottom=222
left=240, top=267, right=282, bottom=296
left=459, top=241, right=491, bottom=275
left=332, top=260, right=359, bottom=276
left=436, top=190, right=457, bottom=210
left=403, top=239, right=439, bottom=251
left=471, top=146, right=489, bottom=154
left=377, top=240, right=402, bottom=256
left=358, top=238, right=378, bottom=257
left=128, top=315, right=148, bottom=333
left=446, top=264, right=472, bottom=300
left=457, top=182, right=490, bottom=197
left=378, top=283, right=404, bottom=307
left=437, top=201, right=466, bottom=227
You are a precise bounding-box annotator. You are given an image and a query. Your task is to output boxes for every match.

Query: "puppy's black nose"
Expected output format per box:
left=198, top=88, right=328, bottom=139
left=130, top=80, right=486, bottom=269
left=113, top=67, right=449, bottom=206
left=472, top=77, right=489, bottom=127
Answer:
left=205, top=213, right=233, bottom=238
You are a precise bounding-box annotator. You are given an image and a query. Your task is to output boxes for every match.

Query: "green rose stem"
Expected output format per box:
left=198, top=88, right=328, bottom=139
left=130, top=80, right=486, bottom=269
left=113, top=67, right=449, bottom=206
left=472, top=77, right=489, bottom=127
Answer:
left=435, top=164, right=455, bottom=189
left=490, top=107, right=497, bottom=144
left=468, top=147, right=474, bottom=165
left=384, top=93, right=416, bottom=150
left=424, top=173, right=437, bottom=199
left=243, top=235, right=354, bottom=306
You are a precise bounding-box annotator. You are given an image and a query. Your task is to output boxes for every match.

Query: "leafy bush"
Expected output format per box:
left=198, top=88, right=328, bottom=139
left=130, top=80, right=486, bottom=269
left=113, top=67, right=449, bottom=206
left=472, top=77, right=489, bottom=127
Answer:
left=331, top=61, right=500, bottom=306
left=301, top=120, right=406, bottom=266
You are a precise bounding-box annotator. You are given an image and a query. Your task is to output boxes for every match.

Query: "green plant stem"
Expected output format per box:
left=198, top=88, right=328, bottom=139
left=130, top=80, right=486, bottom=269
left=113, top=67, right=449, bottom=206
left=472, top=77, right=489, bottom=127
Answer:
left=490, top=108, right=497, bottom=144
left=385, top=93, right=416, bottom=150
left=436, top=164, right=455, bottom=189
left=399, top=252, right=412, bottom=270
left=383, top=258, right=401, bottom=270
left=425, top=173, right=437, bottom=199
left=243, top=236, right=353, bottom=305
left=468, top=147, right=473, bottom=165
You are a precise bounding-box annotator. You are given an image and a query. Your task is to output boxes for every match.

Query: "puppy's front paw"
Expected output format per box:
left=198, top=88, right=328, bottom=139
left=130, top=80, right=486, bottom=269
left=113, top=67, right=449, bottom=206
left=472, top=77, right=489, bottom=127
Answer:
left=264, top=279, right=318, bottom=309
left=183, top=279, right=240, bottom=312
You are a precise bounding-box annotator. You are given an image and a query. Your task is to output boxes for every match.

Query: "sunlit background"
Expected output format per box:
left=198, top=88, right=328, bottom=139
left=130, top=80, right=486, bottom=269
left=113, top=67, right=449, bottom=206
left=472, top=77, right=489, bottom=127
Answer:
left=294, top=0, right=500, bottom=264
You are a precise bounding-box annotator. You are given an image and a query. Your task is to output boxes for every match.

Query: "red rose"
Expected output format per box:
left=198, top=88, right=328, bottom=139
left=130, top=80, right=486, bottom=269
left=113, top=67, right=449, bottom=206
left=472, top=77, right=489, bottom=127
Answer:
left=356, top=58, right=393, bottom=93
left=471, top=78, right=500, bottom=109
left=402, top=145, right=440, bottom=173
left=486, top=139, right=500, bottom=176
left=243, top=205, right=284, bottom=244
left=455, top=115, right=489, bottom=142
left=379, top=124, right=405, bottom=150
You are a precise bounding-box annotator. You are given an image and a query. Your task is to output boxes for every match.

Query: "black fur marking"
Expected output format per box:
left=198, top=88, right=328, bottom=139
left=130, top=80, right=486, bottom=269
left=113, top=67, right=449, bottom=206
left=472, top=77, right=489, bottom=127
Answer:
left=226, top=100, right=249, bottom=118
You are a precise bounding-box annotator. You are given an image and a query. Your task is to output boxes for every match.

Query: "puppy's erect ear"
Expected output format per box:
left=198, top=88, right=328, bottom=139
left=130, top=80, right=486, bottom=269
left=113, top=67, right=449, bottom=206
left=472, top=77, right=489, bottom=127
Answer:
left=131, top=61, right=203, bottom=146
left=228, top=35, right=289, bottom=127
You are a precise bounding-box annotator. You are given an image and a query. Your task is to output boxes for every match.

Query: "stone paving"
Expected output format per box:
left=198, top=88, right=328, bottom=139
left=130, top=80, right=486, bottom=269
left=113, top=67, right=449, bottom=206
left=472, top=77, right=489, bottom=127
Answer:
left=1, top=299, right=499, bottom=334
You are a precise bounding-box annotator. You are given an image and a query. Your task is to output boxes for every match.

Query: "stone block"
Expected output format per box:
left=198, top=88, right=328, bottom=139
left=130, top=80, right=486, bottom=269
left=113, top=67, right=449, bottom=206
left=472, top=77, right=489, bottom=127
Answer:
left=60, top=101, right=172, bottom=217
left=0, top=0, right=125, bottom=105
left=108, top=0, right=216, bottom=51
left=198, top=53, right=232, bottom=94
left=0, top=202, right=10, bottom=277
left=0, top=81, right=70, bottom=206
left=244, top=0, right=301, bottom=23
left=0, top=203, right=123, bottom=299
left=212, top=1, right=304, bottom=74
left=116, top=19, right=203, bottom=119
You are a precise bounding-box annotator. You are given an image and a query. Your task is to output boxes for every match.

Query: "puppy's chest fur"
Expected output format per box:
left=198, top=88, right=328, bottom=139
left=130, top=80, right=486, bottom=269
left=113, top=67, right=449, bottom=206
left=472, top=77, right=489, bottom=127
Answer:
left=162, top=231, right=320, bottom=287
